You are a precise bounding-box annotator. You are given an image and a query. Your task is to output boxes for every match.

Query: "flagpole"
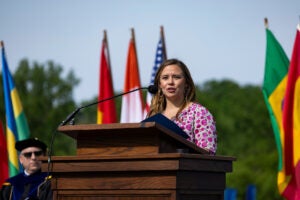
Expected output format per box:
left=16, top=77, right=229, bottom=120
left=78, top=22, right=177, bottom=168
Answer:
left=103, top=30, right=112, bottom=72
left=131, top=28, right=139, bottom=69
left=160, top=26, right=167, bottom=59
left=264, top=18, right=269, bottom=29
left=131, top=28, right=136, bottom=54
left=131, top=28, right=135, bottom=41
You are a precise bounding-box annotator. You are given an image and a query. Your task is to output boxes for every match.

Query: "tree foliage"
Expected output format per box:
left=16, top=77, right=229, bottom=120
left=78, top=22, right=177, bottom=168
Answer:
left=0, top=59, right=79, bottom=155
left=0, top=60, right=283, bottom=199
left=196, top=80, right=281, bottom=199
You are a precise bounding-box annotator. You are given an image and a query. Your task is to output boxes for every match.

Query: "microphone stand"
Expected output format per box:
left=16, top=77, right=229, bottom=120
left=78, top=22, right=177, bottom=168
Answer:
left=60, top=86, right=147, bottom=126
left=47, top=86, right=156, bottom=174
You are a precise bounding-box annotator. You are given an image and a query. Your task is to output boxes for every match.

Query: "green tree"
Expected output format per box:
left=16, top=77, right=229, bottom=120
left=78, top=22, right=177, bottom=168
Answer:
left=196, top=80, right=281, bottom=199
left=0, top=59, right=80, bottom=155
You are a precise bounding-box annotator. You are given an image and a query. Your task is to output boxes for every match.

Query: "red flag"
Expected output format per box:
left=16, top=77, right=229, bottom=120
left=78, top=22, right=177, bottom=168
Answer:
left=0, top=119, right=9, bottom=185
left=97, top=31, right=117, bottom=124
left=120, top=29, right=145, bottom=122
left=282, top=25, right=300, bottom=199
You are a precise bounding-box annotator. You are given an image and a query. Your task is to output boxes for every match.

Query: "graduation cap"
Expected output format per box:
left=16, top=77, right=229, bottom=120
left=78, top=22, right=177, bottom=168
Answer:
left=15, top=138, right=47, bottom=152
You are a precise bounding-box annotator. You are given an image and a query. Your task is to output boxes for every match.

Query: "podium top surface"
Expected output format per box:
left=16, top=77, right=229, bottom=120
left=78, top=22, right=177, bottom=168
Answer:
left=58, top=122, right=210, bottom=155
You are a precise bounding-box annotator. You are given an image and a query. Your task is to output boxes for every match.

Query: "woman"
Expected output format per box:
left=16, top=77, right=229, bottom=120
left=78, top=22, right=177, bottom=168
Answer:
left=147, top=58, right=217, bottom=155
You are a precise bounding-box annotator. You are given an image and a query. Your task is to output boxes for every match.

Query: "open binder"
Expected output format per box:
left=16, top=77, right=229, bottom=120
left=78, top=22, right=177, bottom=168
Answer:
left=142, top=113, right=189, bottom=139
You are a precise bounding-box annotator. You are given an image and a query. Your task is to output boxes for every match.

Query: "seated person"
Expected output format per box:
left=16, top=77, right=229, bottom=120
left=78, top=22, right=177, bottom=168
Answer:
left=0, top=138, right=52, bottom=200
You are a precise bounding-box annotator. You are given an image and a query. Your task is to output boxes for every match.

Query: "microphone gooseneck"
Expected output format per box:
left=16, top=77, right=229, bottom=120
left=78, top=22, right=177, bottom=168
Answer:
left=59, top=84, right=157, bottom=126
left=48, top=85, right=158, bottom=174
left=48, top=85, right=157, bottom=175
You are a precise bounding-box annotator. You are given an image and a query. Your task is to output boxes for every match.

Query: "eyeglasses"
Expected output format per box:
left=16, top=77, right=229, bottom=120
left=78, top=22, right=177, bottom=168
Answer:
left=22, top=151, right=44, bottom=158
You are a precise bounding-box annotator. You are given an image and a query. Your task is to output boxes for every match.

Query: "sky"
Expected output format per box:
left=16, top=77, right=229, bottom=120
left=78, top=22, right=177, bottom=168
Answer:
left=1, top=0, right=299, bottom=103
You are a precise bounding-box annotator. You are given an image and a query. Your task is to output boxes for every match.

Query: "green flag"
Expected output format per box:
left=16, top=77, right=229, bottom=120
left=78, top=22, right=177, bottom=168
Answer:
left=262, top=28, right=289, bottom=194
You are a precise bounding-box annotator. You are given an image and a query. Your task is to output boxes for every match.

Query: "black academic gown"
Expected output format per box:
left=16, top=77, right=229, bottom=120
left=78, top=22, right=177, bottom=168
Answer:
left=0, top=170, right=52, bottom=200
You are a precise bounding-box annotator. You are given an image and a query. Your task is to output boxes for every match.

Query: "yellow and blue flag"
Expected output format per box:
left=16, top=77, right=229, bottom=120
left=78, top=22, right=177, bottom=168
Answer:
left=1, top=41, right=30, bottom=177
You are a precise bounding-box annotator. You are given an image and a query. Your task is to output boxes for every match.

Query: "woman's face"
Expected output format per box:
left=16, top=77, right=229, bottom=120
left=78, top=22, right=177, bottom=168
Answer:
left=159, top=64, right=186, bottom=102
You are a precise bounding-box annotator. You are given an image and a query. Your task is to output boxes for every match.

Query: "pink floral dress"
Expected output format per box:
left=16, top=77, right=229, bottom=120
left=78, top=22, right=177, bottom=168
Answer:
left=172, top=102, right=217, bottom=154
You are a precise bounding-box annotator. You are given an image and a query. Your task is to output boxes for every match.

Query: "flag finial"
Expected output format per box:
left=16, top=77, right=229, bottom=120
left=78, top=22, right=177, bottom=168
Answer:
left=103, top=30, right=107, bottom=41
left=130, top=28, right=135, bottom=40
left=0, top=41, right=4, bottom=48
left=264, top=18, right=269, bottom=29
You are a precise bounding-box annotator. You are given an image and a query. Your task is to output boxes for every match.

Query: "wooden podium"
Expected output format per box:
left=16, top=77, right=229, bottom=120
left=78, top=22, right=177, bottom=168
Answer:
left=44, top=122, right=235, bottom=200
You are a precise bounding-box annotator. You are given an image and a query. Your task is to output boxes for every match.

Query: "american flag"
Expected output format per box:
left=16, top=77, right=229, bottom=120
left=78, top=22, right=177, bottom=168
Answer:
left=145, top=37, right=166, bottom=113
left=150, top=39, right=164, bottom=84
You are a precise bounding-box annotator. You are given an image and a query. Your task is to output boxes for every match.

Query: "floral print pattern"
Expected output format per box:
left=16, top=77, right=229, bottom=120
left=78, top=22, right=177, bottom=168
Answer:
left=172, top=102, right=217, bottom=154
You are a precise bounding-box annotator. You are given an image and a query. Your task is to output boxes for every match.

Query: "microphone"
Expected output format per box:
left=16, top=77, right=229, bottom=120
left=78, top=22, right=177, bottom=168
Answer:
left=147, top=84, right=158, bottom=94
left=59, top=85, right=158, bottom=126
